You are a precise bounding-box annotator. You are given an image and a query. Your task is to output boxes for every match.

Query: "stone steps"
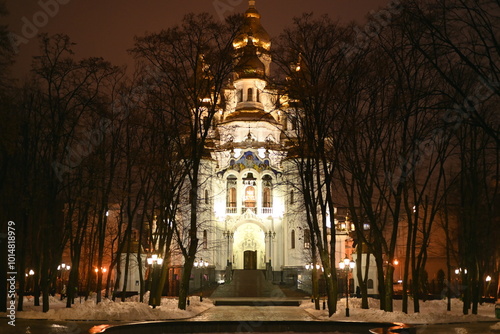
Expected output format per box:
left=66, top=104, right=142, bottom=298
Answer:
left=210, top=269, right=286, bottom=299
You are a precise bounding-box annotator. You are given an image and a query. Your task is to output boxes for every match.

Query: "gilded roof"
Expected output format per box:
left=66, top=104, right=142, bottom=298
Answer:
left=233, top=1, right=271, bottom=51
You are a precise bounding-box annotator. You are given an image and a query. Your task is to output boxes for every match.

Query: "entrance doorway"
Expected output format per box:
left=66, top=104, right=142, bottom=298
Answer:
left=233, top=223, right=265, bottom=270
left=244, top=250, right=257, bottom=270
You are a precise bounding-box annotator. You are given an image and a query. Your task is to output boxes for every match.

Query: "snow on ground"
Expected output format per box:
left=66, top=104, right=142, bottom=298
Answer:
left=302, top=296, right=498, bottom=325
left=5, top=293, right=212, bottom=321
left=2, top=293, right=498, bottom=329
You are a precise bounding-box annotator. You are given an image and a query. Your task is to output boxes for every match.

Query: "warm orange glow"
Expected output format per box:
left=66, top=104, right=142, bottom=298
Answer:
left=88, top=325, right=111, bottom=334
left=393, top=259, right=399, bottom=266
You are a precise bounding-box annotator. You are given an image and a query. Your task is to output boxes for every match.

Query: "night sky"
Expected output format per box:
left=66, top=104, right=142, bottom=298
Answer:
left=3, top=0, right=389, bottom=77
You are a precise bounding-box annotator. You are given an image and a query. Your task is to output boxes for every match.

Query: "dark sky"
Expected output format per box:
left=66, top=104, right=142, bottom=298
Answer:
left=4, top=0, right=389, bottom=77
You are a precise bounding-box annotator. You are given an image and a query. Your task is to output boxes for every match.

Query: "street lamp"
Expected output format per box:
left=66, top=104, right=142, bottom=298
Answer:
left=267, top=231, right=276, bottom=263
left=305, top=262, right=325, bottom=309
left=485, top=275, right=492, bottom=298
left=58, top=263, right=70, bottom=300
left=339, top=257, right=355, bottom=317
left=147, top=254, right=164, bottom=308
left=305, top=263, right=314, bottom=302
left=223, top=230, right=234, bottom=266
left=26, top=270, right=35, bottom=295
left=194, top=258, right=209, bottom=301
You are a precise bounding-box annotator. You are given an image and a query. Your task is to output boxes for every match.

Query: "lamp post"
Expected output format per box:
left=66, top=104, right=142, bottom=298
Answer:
left=485, top=275, right=492, bottom=298
left=25, top=269, right=35, bottom=296
left=305, top=262, right=325, bottom=309
left=339, top=257, right=355, bottom=317
left=58, top=263, right=71, bottom=300
left=194, top=258, right=209, bottom=301
left=267, top=231, right=276, bottom=264
left=305, top=263, right=314, bottom=302
left=93, top=267, right=106, bottom=297
left=147, top=254, right=163, bottom=308
left=223, top=230, right=233, bottom=266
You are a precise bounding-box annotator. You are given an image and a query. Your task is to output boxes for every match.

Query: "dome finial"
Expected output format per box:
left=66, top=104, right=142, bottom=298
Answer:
left=249, top=0, right=256, bottom=8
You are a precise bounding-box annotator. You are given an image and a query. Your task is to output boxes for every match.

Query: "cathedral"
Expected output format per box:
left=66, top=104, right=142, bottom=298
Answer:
left=192, top=0, right=352, bottom=287
left=115, top=1, right=383, bottom=297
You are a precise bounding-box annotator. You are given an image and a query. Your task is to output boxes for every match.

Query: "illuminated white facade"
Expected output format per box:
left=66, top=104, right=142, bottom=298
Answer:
left=192, top=1, right=351, bottom=284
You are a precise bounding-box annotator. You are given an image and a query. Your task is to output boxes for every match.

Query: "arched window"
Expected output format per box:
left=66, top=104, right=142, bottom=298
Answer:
left=203, top=230, right=208, bottom=249
left=367, top=279, right=374, bottom=289
left=290, top=190, right=294, bottom=205
left=263, top=188, right=271, bottom=207
left=256, top=89, right=260, bottom=102
left=237, top=89, right=243, bottom=102
left=262, top=175, right=272, bottom=207
left=205, top=189, right=209, bottom=204
left=291, top=230, right=295, bottom=249
left=304, top=229, right=310, bottom=249
left=247, top=88, right=253, bottom=101
left=226, top=176, right=237, bottom=208
left=244, top=186, right=256, bottom=208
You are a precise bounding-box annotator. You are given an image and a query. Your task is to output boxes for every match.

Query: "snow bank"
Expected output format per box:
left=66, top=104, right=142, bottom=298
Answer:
left=7, top=294, right=211, bottom=321
left=302, top=297, right=497, bottom=324
left=3, top=294, right=497, bottom=324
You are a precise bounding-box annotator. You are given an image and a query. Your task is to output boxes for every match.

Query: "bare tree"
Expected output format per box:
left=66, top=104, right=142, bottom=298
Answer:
left=132, top=13, right=241, bottom=309
left=274, top=14, right=358, bottom=316
left=14, top=34, right=120, bottom=311
left=405, top=0, right=500, bottom=145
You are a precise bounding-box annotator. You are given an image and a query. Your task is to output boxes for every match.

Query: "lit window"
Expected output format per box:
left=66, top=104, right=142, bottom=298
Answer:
left=304, top=229, right=310, bottom=249
left=227, top=176, right=237, bottom=208
left=244, top=186, right=256, bottom=208
left=247, top=88, right=253, bottom=101
left=262, top=175, right=272, bottom=207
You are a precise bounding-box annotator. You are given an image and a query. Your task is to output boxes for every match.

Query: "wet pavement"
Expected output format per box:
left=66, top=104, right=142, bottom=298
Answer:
left=191, top=305, right=316, bottom=321
left=0, top=319, right=123, bottom=334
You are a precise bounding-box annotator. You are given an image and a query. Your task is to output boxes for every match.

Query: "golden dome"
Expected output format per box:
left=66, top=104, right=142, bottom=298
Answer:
left=234, top=39, right=266, bottom=79
left=233, top=1, right=271, bottom=51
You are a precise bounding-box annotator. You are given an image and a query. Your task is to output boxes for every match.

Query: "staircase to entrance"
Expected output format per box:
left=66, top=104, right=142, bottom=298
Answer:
left=210, top=270, right=301, bottom=306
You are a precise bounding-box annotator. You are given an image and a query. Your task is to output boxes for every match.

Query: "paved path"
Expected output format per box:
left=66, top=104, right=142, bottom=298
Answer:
left=191, top=305, right=316, bottom=321
left=210, top=270, right=285, bottom=298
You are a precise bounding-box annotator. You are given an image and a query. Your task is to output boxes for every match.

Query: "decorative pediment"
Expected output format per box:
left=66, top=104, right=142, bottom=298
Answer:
left=243, top=208, right=257, bottom=220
